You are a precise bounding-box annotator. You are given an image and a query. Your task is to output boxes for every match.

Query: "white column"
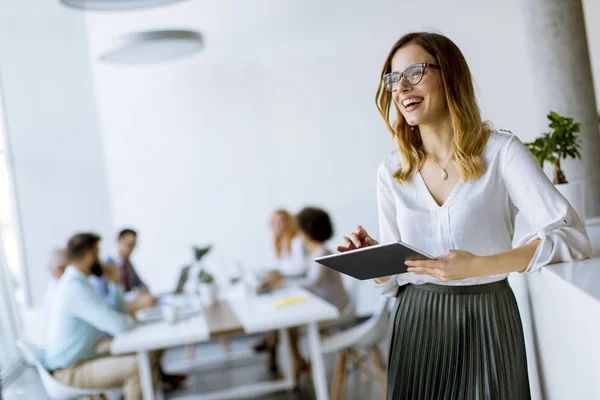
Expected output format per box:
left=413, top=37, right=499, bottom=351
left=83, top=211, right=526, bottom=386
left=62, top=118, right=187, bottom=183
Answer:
left=0, top=2, right=114, bottom=306
left=521, top=0, right=600, bottom=218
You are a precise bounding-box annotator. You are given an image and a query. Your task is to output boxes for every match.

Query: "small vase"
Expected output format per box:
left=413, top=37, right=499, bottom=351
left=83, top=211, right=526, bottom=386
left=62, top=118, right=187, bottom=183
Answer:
left=555, top=181, right=585, bottom=222
left=199, top=283, right=217, bottom=308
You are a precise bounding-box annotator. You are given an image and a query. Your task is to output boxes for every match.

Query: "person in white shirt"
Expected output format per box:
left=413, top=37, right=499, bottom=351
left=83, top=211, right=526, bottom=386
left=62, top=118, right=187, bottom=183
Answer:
left=270, top=209, right=310, bottom=277
left=43, top=248, right=68, bottom=313
left=45, top=233, right=160, bottom=400
left=254, top=209, right=312, bottom=372
left=338, top=32, right=591, bottom=399
left=267, top=207, right=350, bottom=382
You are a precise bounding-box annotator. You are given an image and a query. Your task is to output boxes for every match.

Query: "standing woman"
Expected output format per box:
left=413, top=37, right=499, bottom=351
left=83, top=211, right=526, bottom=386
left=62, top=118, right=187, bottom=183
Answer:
left=338, top=32, right=591, bottom=399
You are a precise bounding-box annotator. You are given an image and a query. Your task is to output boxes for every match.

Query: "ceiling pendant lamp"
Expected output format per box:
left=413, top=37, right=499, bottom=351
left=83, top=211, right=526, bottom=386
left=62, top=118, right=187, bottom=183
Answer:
left=99, top=29, right=203, bottom=64
left=60, top=0, right=188, bottom=11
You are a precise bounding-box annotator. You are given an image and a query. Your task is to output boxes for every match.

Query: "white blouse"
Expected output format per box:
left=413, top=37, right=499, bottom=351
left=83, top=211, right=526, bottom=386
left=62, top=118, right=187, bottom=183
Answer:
left=372, top=131, right=591, bottom=297
left=278, top=236, right=310, bottom=277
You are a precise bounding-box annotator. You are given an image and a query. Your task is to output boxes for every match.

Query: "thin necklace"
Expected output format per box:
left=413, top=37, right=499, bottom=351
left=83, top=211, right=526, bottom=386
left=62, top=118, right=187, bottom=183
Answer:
left=426, top=153, right=453, bottom=181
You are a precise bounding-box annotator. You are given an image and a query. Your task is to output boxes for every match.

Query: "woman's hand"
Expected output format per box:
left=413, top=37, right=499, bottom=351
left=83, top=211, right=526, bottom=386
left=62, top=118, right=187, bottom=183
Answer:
left=336, top=225, right=379, bottom=252
left=405, top=250, right=482, bottom=281
left=262, top=270, right=285, bottom=288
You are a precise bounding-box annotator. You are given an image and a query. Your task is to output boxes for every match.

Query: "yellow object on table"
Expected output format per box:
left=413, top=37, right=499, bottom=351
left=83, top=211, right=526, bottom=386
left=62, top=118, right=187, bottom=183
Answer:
left=272, top=296, right=311, bottom=308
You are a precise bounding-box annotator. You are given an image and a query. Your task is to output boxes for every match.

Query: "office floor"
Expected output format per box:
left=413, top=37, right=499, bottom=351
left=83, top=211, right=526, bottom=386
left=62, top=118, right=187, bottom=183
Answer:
left=3, top=335, right=385, bottom=400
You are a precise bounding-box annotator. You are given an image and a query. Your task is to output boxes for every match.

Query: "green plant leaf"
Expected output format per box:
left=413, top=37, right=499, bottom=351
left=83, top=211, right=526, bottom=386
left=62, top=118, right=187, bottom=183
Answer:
left=526, top=111, right=583, bottom=172
left=193, top=245, right=212, bottom=262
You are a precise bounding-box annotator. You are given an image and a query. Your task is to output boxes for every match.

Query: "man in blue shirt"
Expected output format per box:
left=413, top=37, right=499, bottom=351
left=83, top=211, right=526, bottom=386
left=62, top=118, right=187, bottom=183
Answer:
left=45, top=233, right=158, bottom=400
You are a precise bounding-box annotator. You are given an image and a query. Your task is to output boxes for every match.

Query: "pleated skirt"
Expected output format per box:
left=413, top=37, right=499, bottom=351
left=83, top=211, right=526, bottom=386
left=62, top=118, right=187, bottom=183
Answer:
left=387, top=279, right=531, bottom=400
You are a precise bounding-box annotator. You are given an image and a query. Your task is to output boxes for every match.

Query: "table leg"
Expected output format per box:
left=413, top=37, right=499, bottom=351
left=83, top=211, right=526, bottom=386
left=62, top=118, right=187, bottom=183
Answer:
left=137, top=351, right=156, bottom=400
left=307, top=322, right=328, bottom=400
left=278, top=328, right=295, bottom=389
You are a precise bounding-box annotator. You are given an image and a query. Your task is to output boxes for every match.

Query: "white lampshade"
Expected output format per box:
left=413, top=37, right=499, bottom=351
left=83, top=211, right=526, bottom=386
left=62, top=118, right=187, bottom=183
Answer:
left=60, top=0, right=188, bottom=11
left=99, top=30, right=203, bottom=64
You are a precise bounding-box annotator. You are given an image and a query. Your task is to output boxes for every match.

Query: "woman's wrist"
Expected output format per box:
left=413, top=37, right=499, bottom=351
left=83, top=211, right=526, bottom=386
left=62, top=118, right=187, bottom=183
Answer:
left=374, top=276, right=392, bottom=284
left=468, top=255, right=487, bottom=277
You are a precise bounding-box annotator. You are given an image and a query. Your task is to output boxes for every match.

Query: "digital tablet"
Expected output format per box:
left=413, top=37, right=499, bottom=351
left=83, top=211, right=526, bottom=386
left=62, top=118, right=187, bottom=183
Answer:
left=315, top=241, right=434, bottom=280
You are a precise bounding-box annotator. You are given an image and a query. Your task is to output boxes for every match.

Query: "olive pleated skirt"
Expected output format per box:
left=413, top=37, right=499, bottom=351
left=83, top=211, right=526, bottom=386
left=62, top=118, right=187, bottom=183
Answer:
left=387, top=279, right=531, bottom=400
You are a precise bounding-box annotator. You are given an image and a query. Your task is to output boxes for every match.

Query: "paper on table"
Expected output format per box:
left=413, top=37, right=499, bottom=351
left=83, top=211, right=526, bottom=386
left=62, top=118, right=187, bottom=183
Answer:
left=272, top=296, right=311, bottom=308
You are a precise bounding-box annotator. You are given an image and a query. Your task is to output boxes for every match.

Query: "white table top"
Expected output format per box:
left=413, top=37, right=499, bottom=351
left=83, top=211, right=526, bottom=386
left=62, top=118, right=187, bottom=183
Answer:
left=111, top=313, right=210, bottom=354
left=228, top=287, right=340, bottom=334
left=111, top=287, right=339, bottom=354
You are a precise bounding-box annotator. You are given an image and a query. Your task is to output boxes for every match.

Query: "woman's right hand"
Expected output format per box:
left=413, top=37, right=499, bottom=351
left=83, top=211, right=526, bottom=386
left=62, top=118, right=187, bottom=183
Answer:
left=337, top=225, right=379, bottom=252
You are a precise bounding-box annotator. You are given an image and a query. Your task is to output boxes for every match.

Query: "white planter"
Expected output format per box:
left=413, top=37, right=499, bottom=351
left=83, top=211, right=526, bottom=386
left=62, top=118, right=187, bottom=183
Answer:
left=555, top=181, right=585, bottom=222
left=199, top=283, right=217, bottom=308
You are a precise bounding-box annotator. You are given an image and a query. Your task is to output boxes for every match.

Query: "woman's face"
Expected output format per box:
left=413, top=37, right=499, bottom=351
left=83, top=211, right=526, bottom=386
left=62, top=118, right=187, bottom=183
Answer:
left=270, top=213, right=286, bottom=235
left=390, top=44, right=447, bottom=127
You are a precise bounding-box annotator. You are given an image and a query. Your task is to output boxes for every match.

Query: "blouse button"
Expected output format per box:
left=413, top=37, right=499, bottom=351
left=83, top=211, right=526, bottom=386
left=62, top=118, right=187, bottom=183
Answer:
left=562, top=219, right=567, bottom=225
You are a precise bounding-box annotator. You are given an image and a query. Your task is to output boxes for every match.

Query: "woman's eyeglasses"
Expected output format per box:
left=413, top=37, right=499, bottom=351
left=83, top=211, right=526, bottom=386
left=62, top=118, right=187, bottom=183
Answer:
left=383, top=63, right=440, bottom=92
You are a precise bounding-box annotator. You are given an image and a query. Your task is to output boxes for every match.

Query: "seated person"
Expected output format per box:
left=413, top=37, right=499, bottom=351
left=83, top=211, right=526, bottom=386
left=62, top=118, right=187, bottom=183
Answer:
left=43, top=248, right=68, bottom=313
left=254, top=209, right=312, bottom=370
left=269, top=209, right=310, bottom=277
left=106, top=228, right=157, bottom=305
left=44, top=233, right=159, bottom=400
left=90, top=229, right=186, bottom=390
left=264, top=207, right=350, bottom=380
left=88, top=264, right=155, bottom=316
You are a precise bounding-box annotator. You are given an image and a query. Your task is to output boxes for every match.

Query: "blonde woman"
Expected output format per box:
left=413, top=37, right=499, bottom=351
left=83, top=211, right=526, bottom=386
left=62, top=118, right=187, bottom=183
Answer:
left=270, top=209, right=309, bottom=277
left=339, top=32, right=591, bottom=399
left=255, top=209, right=310, bottom=372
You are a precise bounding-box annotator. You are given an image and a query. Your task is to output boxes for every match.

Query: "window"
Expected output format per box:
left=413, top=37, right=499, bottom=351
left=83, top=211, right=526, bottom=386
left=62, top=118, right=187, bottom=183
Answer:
left=0, top=245, right=20, bottom=380
left=0, top=71, right=25, bottom=380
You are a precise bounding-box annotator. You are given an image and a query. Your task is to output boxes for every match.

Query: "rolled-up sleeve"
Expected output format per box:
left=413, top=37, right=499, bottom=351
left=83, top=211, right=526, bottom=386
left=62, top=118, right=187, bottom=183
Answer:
left=503, top=135, right=591, bottom=272
left=370, top=161, right=402, bottom=297
left=68, top=281, right=135, bottom=335
left=107, top=282, right=128, bottom=313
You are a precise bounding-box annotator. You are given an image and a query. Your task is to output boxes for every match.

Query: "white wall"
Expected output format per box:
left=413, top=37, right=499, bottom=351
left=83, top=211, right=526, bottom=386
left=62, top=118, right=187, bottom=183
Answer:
left=524, top=264, right=600, bottom=400
left=0, top=2, right=113, bottom=306
left=83, top=0, right=545, bottom=296
left=584, top=0, right=600, bottom=109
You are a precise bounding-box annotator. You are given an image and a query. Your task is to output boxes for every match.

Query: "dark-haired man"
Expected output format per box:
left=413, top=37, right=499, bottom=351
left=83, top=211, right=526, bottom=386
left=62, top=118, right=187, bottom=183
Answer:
left=45, top=233, right=158, bottom=400
left=96, top=228, right=186, bottom=389
left=107, top=229, right=153, bottom=300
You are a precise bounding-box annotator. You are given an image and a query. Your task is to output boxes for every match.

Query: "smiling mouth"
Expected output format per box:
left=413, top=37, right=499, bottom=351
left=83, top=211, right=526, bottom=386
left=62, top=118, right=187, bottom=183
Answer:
left=402, top=97, right=424, bottom=109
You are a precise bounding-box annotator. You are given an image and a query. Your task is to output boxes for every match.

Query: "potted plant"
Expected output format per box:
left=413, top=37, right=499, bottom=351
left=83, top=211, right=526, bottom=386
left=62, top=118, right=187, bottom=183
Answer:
left=197, top=268, right=217, bottom=307
left=190, top=245, right=217, bottom=307
left=524, top=111, right=585, bottom=220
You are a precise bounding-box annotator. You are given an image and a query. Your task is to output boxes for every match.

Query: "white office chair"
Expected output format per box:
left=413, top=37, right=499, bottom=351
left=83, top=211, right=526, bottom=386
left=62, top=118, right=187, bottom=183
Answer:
left=16, top=340, right=122, bottom=400
left=17, top=306, right=47, bottom=349
left=320, top=297, right=391, bottom=400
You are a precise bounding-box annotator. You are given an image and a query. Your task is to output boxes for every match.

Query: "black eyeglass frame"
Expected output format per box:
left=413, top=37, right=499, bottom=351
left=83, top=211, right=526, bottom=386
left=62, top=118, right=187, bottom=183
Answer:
left=383, top=63, right=441, bottom=92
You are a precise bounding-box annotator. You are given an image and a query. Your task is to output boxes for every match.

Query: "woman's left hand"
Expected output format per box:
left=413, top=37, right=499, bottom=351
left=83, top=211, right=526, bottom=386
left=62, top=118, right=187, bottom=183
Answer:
left=405, top=250, right=482, bottom=281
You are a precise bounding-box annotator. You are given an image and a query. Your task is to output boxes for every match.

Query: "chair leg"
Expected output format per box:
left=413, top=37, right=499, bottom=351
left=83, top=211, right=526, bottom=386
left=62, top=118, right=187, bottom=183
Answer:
left=330, top=350, right=346, bottom=400
left=338, top=350, right=348, bottom=400
left=374, top=346, right=387, bottom=370
left=186, top=343, right=195, bottom=360
left=218, top=335, right=232, bottom=353
left=368, top=348, right=386, bottom=396
left=348, top=347, right=372, bottom=379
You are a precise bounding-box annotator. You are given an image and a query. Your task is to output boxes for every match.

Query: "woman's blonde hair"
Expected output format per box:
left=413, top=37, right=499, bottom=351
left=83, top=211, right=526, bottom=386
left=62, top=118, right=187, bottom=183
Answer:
left=271, top=209, right=297, bottom=259
left=375, top=32, right=492, bottom=184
